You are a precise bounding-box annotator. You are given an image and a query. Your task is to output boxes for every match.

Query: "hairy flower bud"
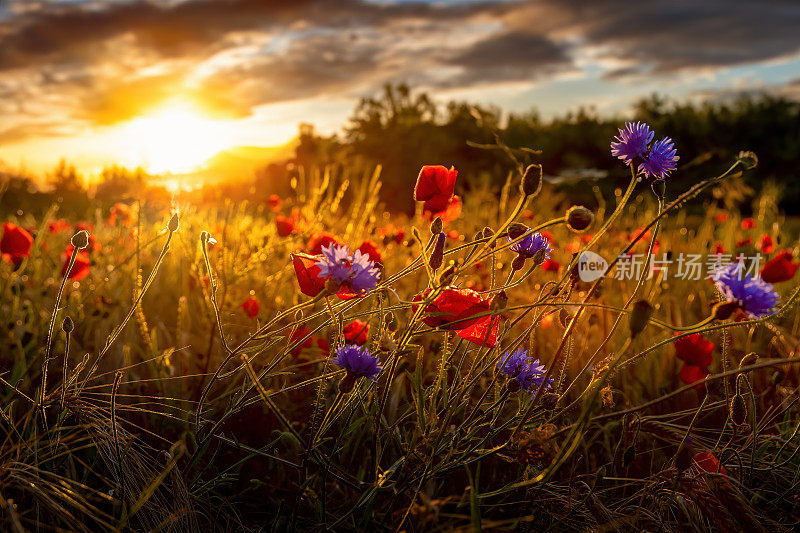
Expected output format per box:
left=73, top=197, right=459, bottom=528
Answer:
left=541, top=392, right=558, bottom=411
left=622, top=444, right=636, bottom=467
left=520, top=164, right=543, bottom=197
left=565, top=206, right=594, bottom=233
left=482, top=227, right=495, bottom=248
left=430, top=216, right=443, bottom=235
left=771, top=370, right=784, bottom=386
left=711, top=300, right=740, bottom=321
left=71, top=230, right=89, bottom=251
left=429, top=232, right=445, bottom=271
left=339, top=373, right=357, bottom=394
left=629, top=300, right=654, bottom=339
left=439, top=261, right=458, bottom=286
left=511, top=254, right=526, bottom=272
left=651, top=179, right=666, bottom=199
left=62, top=316, right=74, bottom=334
left=384, top=312, right=399, bottom=332
left=729, top=393, right=747, bottom=426
left=507, top=222, right=529, bottom=240
left=737, top=150, right=758, bottom=170
left=739, top=352, right=758, bottom=368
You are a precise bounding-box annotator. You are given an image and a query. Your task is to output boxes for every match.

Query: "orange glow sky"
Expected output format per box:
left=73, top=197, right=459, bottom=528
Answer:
left=0, top=0, right=799, bottom=176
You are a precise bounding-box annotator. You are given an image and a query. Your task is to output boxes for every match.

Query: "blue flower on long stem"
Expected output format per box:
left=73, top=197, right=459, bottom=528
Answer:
left=509, top=232, right=551, bottom=260
left=639, top=137, right=679, bottom=179
left=316, top=243, right=380, bottom=295
left=610, top=122, right=654, bottom=165
left=713, top=263, right=779, bottom=319
left=333, top=345, right=382, bottom=381
left=497, top=349, right=551, bottom=393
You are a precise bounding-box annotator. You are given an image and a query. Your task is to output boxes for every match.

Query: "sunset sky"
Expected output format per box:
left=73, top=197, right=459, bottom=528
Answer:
left=1, top=0, right=799, bottom=175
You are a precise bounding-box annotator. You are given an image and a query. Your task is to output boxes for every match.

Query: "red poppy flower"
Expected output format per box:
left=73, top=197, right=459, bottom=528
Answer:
left=679, top=363, right=709, bottom=388
left=241, top=296, right=260, bottom=318
left=692, top=452, right=727, bottom=475
left=343, top=319, right=369, bottom=345
left=714, top=213, right=729, bottom=223
left=761, top=250, right=798, bottom=283
left=1, top=223, right=33, bottom=262
left=541, top=230, right=557, bottom=245
left=628, top=227, right=660, bottom=256
left=542, top=258, right=560, bottom=272
left=424, top=196, right=462, bottom=224
left=268, top=194, right=282, bottom=212
left=758, top=233, right=774, bottom=254
left=108, top=203, right=133, bottom=226
left=740, top=218, right=755, bottom=230
left=276, top=215, right=295, bottom=237
left=736, top=238, right=752, bottom=248
left=674, top=333, right=714, bottom=367
left=292, top=253, right=326, bottom=297
left=48, top=219, right=70, bottom=234
left=447, top=230, right=460, bottom=240
left=357, top=240, right=382, bottom=264
left=62, top=252, right=91, bottom=280
left=306, top=231, right=343, bottom=255
left=376, top=225, right=404, bottom=245
left=413, top=287, right=500, bottom=347
left=414, top=165, right=458, bottom=214
left=711, top=242, right=725, bottom=255
left=522, top=209, right=534, bottom=220
left=580, top=234, right=592, bottom=244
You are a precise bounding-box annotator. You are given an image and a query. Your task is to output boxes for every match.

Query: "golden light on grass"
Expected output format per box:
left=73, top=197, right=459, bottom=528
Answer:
left=116, top=99, right=234, bottom=174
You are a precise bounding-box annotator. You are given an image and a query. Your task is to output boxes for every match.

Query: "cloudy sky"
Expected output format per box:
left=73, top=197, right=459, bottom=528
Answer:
left=1, top=0, right=799, bottom=174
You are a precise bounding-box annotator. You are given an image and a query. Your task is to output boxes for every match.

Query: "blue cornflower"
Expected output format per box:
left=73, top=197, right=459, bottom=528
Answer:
left=509, top=231, right=552, bottom=260
left=333, top=344, right=382, bottom=380
left=714, top=263, right=779, bottom=319
left=316, top=244, right=380, bottom=295
left=639, top=137, right=679, bottom=179
left=497, top=349, right=552, bottom=393
left=610, top=122, right=654, bottom=165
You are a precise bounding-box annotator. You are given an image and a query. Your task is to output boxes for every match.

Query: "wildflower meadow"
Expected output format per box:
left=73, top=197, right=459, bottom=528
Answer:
left=2, top=123, right=800, bottom=532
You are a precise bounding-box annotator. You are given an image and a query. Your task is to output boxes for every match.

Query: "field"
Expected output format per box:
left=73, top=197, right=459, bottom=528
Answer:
left=2, top=145, right=800, bottom=531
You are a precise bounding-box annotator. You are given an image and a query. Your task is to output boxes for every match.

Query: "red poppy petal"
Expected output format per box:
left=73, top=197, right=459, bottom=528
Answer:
left=291, top=253, right=325, bottom=297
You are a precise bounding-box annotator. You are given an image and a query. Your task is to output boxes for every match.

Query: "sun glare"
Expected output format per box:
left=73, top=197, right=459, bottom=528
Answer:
left=117, top=101, right=233, bottom=174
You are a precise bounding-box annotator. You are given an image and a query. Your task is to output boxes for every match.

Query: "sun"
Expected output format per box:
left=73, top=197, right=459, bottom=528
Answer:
left=117, top=100, right=234, bottom=174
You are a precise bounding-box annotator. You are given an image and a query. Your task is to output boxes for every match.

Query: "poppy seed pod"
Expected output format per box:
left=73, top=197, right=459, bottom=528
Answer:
left=62, top=316, right=74, bottom=334
left=507, top=222, right=529, bottom=240
left=629, top=300, right=654, bottom=338
left=168, top=213, right=179, bottom=232
left=520, top=163, right=543, bottom=197
left=729, top=393, right=747, bottom=426
left=430, top=216, right=443, bottom=235
left=71, top=230, right=90, bottom=250
left=565, top=206, right=594, bottom=233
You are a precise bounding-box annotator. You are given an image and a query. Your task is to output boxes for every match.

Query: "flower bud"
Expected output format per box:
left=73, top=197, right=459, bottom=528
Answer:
left=62, top=316, right=74, bottom=334
left=629, top=300, right=653, bottom=339
left=511, top=254, right=526, bottom=272
left=482, top=227, right=495, bottom=248
left=473, top=229, right=484, bottom=242
left=429, top=232, right=445, bottom=271
left=531, top=247, right=547, bottom=266
left=622, top=444, right=636, bottom=467
left=490, top=290, right=508, bottom=312
left=168, top=213, right=179, bottom=232
left=711, top=300, right=740, bottom=321
left=430, top=216, right=443, bottom=235
left=565, top=206, right=594, bottom=233
left=71, top=230, right=89, bottom=250
left=737, top=150, right=758, bottom=170
left=541, top=392, right=558, bottom=410
left=506, top=378, right=521, bottom=393
left=675, top=442, right=693, bottom=472
left=771, top=370, right=784, bottom=386
left=439, top=261, right=458, bottom=286
left=729, top=393, right=747, bottom=426
left=559, top=309, right=573, bottom=328
left=507, top=222, right=529, bottom=240
left=739, top=352, right=758, bottom=368
left=384, top=312, right=399, bottom=332
left=520, top=163, right=543, bottom=197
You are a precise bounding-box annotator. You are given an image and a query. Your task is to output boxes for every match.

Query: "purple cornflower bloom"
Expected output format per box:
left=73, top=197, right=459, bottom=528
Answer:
left=316, top=244, right=380, bottom=294
left=333, top=345, right=382, bottom=380
left=509, top=231, right=552, bottom=260
left=497, top=349, right=552, bottom=393
left=639, top=137, right=679, bottom=179
left=610, top=121, right=653, bottom=165
left=714, top=263, right=779, bottom=319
